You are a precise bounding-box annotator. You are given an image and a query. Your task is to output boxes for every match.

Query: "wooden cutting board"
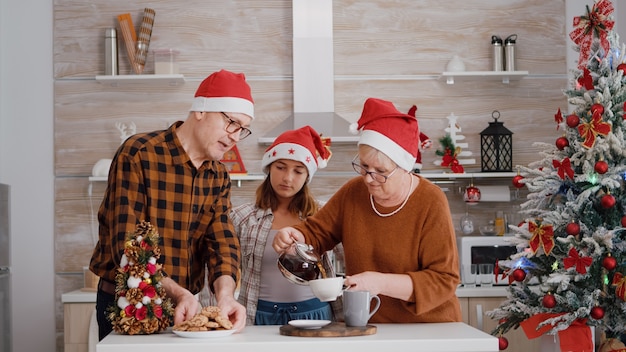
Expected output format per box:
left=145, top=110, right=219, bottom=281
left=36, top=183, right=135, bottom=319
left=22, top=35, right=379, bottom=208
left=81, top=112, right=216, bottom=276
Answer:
left=279, top=322, right=376, bottom=337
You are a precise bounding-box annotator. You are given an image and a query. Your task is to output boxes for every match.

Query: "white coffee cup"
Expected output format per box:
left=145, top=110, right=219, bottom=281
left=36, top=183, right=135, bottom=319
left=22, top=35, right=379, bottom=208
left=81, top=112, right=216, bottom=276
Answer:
left=309, top=277, right=345, bottom=302
left=342, top=290, right=381, bottom=327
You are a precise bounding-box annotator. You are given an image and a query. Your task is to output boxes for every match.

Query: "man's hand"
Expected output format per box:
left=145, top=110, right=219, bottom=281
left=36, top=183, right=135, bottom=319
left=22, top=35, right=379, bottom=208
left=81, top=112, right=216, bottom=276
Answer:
left=161, top=277, right=201, bottom=325
left=213, top=275, right=246, bottom=332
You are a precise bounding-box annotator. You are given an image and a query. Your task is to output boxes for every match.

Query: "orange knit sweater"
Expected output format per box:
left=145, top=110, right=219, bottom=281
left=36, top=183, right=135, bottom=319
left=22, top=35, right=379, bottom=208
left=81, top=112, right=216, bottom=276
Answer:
left=296, top=176, right=462, bottom=323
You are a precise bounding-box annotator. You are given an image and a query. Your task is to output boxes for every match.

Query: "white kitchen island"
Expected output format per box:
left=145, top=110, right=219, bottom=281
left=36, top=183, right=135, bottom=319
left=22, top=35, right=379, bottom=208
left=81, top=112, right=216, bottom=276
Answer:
left=97, top=322, right=498, bottom=352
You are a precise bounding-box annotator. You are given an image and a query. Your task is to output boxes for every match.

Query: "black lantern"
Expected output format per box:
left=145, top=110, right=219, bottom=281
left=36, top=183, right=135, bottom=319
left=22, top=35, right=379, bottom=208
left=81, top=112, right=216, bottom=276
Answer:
left=480, top=110, right=513, bottom=172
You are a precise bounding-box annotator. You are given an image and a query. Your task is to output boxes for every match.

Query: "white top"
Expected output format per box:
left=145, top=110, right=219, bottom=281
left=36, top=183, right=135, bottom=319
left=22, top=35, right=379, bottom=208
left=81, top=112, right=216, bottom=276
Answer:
left=97, top=323, right=498, bottom=352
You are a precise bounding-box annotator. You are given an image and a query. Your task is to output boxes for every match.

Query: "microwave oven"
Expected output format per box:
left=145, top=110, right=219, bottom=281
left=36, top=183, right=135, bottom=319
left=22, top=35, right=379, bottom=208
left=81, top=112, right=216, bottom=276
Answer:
left=456, top=235, right=518, bottom=286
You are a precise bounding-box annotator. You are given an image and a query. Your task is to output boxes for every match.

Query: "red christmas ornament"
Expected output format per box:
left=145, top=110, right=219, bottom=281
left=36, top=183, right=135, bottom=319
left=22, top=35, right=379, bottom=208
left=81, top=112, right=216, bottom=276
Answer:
left=542, top=293, right=556, bottom=308
left=591, top=103, right=605, bottom=116
left=498, top=336, right=509, bottom=350
left=566, top=114, right=580, bottom=128
left=602, top=254, right=617, bottom=271
left=594, top=160, right=608, bottom=174
left=565, top=222, right=580, bottom=236
left=590, top=306, right=605, bottom=320
left=512, top=175, right=524, bottom=189
left=618, top=63, right=626, bottom=73
left=512, top=268, right=526, bottom=282
left=601, top=194, right=616, bottom=209
left=621, top=215, right=626, bottom=227
left=556, top=137, right=569, bottom=150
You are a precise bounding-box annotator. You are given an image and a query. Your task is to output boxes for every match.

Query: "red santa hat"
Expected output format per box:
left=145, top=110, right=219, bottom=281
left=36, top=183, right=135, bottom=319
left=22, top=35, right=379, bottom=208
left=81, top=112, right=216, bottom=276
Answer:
left=261, top=126, right=332, bottom=183
left=349, top=98, right=419, bottom=172
left=190, top=69, right=254, bottom=119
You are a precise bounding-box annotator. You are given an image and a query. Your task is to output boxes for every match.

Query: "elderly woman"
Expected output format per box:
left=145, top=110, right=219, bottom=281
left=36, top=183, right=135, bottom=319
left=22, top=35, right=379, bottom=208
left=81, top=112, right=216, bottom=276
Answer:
left=273, top=98, right=461, bottom=323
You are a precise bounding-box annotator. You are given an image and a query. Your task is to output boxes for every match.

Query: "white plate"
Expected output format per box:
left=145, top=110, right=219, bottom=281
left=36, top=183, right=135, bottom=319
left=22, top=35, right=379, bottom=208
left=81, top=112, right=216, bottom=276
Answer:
left=288, top=319, right=331, bottom=329
left=172, top=329, right=236, bottom=338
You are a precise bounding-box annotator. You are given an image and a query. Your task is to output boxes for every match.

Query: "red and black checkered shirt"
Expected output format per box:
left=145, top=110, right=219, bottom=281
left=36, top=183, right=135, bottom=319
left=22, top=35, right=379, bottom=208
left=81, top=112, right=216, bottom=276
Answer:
left=89, top=122, right=240, bottom=294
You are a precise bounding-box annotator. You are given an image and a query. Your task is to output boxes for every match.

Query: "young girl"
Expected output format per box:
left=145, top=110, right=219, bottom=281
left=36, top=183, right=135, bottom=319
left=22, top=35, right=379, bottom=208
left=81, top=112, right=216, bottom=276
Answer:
left=203, top=126, right=342, bottom=325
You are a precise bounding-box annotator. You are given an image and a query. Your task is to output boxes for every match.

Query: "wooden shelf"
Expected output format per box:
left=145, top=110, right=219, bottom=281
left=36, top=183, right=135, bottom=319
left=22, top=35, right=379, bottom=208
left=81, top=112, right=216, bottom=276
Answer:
left=95, top=74, right=185, bottom=86
left=440, top=71, right=528, bottom=84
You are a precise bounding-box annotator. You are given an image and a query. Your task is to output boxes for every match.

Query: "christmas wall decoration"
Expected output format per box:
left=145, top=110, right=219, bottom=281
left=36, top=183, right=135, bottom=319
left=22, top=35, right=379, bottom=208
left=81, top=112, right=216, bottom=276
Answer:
left=486, top=0, right=626, bottom=350
left=220, top=145, right=247, bottom=174
left=434, top=113, right=475, bottom=173
left=107, top=221, right=174, bottom=335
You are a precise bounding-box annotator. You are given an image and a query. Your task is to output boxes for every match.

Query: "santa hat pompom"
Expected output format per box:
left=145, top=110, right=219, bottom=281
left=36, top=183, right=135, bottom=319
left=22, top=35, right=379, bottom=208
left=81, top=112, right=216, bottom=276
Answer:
left=349, top=122, right=360, bottom=135
left=261, top=125, right=332, bottom=183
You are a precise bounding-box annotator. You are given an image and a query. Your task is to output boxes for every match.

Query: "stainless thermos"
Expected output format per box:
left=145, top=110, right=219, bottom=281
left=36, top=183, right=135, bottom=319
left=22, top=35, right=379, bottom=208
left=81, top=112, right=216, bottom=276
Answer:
left=105, top=28, right=119, bottom=75
left=504, top=34, right=517, bottom=71
left=491, top=35, right=503, bottom=71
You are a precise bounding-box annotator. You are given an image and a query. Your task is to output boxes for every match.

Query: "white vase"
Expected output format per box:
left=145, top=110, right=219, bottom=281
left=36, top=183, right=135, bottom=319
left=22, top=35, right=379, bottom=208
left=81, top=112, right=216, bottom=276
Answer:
left=539, top=327, right=596, bottom=352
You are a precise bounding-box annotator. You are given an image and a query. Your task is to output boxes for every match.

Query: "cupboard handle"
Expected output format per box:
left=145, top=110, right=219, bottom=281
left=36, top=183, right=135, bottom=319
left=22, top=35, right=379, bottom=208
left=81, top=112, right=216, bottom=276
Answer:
left=476, top=304, right=483, bottom=331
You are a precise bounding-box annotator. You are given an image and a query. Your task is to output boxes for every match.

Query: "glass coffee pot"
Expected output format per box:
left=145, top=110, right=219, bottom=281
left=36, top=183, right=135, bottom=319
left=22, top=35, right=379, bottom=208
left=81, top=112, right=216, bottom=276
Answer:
left=277, top=242, right=324, bottom=285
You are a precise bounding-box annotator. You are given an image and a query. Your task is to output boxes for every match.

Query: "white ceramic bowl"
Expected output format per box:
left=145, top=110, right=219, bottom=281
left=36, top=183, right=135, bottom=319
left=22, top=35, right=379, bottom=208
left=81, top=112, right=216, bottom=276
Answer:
left=308, top=277, right=344, bottom=302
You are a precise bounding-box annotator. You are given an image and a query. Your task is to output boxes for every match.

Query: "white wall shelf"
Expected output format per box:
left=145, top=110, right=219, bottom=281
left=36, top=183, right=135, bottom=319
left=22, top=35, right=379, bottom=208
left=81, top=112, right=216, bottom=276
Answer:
left=95, top=74, right=185, bottom=87
left=421, top=172, right=516, bottom=179
left=89, top=173, right=264, bottom=187
left=440, top=71, right=529, bottom=84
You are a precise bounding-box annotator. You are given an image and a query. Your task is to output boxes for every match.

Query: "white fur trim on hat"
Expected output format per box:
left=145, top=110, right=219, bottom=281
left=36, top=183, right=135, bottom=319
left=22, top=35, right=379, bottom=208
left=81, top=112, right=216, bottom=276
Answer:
left=190, top=97, right=254, bottom=119
left=261, top=142, right=319, bottom=183
left=358, top=130, right=415, bottom=172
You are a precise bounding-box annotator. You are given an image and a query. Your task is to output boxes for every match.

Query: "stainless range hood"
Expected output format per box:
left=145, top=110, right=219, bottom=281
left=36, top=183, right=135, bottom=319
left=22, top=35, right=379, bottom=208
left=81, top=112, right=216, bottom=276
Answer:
left=258, top=0, right=358, bottom=144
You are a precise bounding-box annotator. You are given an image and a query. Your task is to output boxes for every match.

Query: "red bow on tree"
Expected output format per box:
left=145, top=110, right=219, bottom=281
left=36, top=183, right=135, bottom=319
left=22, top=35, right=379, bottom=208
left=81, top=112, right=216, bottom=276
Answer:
left=528, top=221, right=555, bottom=255
left=569, top=0, right=614, bottom=70
left=563, top=247, right=593, bottom=274
left=612, top=272, right=626, bottom=301
left=554, top=108, right=563, bottom=130
left=553, top=157, right=575, bottom=180
left=578, top=110, right=611, bottom=148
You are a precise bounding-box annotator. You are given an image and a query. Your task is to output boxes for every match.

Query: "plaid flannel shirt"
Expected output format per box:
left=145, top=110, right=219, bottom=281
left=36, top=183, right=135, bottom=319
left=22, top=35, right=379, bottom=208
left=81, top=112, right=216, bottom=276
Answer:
left=89, top=122, right=240, bottom=294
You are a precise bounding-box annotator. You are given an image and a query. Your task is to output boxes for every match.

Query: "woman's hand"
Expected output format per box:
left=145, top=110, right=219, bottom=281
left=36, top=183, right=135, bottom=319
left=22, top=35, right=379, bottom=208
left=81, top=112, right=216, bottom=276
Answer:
left=344, top=271, right=413, bottom=301
left=272, top=227, right=305, bottom=253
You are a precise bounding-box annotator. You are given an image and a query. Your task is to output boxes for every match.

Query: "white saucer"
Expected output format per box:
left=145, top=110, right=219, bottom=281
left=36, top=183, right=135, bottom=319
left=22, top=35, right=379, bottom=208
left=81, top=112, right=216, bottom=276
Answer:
left=288, top=319, right=331, bottom=329
left=172, top=329, right=236, bottom=338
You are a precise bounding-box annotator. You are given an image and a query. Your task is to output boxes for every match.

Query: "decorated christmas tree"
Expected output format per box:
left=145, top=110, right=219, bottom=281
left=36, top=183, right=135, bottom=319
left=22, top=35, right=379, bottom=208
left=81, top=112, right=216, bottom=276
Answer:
left=106, top=221, right=174, bottom=335
left=486, top=0, right=626, bottom=350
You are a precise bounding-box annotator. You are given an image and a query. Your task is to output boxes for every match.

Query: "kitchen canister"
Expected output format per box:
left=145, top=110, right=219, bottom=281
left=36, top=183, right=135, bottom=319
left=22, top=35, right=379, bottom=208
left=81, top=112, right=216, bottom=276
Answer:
left=491, top=35, right=504, bottom=71
left=504, top=34, right=517, bottom=71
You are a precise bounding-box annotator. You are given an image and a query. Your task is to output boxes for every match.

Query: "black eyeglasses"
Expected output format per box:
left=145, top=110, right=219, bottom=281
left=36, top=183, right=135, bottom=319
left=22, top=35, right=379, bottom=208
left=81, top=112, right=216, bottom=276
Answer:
left=220, top=112, right=252, bottom=140
left=351, top=155, right=399, bottom=183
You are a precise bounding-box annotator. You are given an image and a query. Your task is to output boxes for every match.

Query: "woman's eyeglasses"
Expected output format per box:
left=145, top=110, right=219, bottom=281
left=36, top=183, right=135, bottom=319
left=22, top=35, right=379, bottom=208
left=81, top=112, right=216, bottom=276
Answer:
left=351, top=156, right=398, bottom=183
left=220, top=112, right=252, bottom=140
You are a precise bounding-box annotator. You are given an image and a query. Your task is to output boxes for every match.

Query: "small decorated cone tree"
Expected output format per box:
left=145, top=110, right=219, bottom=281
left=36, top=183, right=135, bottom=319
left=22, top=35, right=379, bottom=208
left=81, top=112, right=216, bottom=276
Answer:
left=107, top=221, right=174, bottom=335
left=486, top=0, right=626, bottom=350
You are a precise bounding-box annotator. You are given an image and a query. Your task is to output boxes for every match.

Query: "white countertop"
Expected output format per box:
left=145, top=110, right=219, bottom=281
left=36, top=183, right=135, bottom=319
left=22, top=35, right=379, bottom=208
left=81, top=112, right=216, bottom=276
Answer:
left=97, top=323, right=499, bottom=352
left=62, top=286, right=509, bottom=304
